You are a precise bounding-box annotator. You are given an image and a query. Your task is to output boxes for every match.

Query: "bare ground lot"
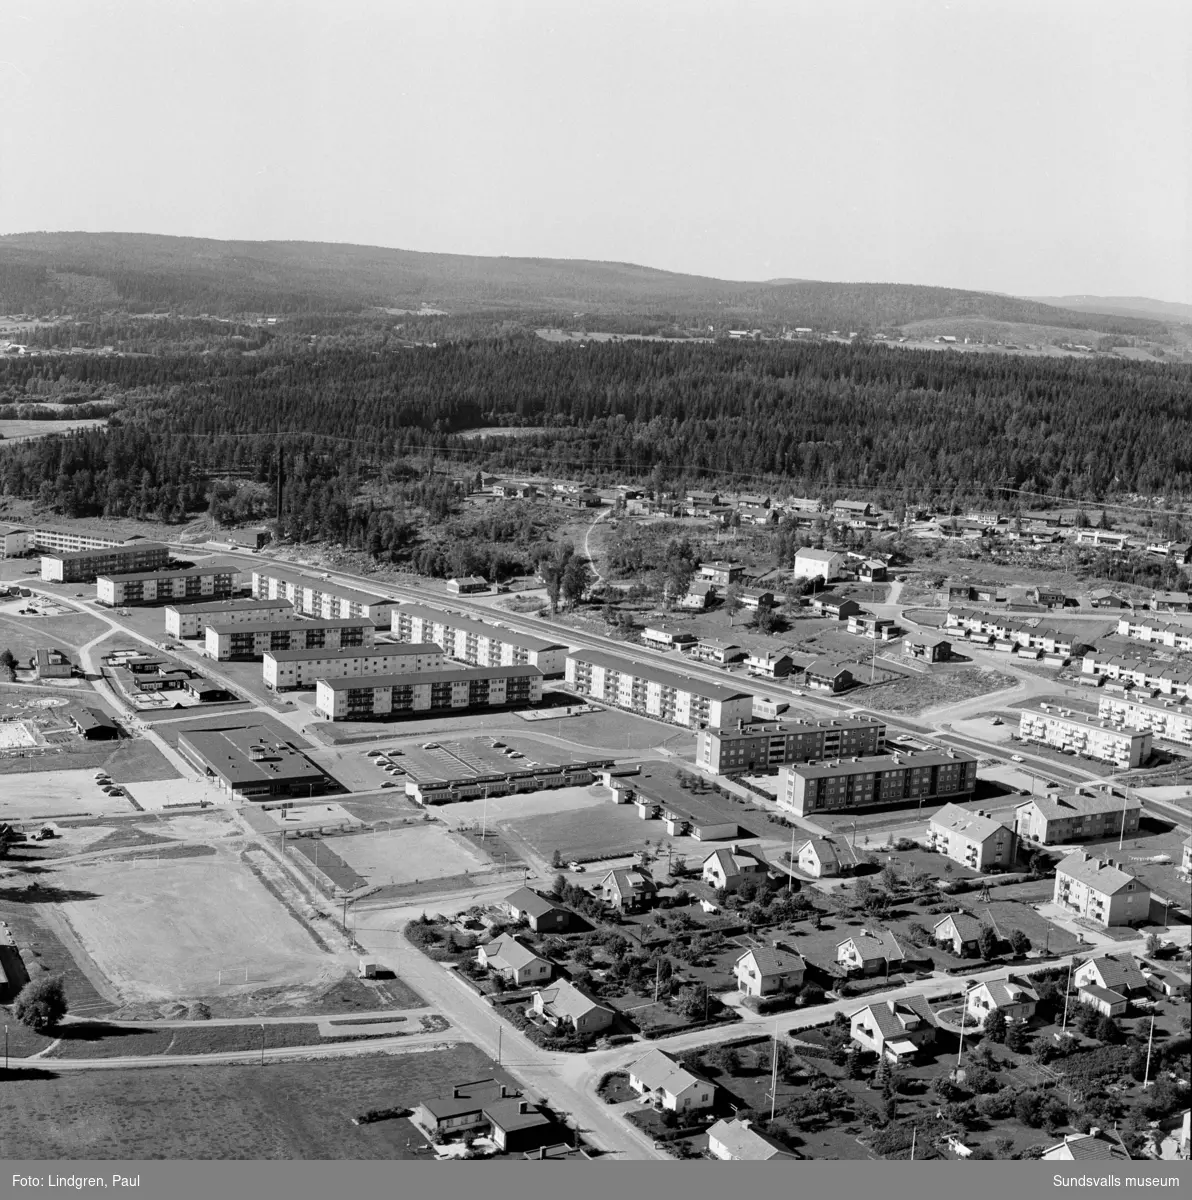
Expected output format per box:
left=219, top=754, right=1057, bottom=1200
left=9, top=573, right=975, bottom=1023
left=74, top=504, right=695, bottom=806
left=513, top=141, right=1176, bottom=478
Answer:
left=858, top=668, right=1020, bottom=716
left=0, top=1045, right=495, bottom=1159
left=50, top=852, right=351, bottom=1005
left=331, top=825, right=490, bottom=886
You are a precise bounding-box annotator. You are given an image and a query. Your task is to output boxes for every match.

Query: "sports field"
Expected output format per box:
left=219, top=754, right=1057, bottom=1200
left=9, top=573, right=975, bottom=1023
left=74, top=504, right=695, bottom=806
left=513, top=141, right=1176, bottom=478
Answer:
left=331, top=825, right=489, bottom=885
left=53, top=854, right=347, bottom=1003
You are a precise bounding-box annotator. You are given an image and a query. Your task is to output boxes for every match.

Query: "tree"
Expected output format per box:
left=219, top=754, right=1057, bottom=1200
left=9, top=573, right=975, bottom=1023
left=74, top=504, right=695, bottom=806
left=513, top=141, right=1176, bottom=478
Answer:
left=977, top=926, right=1000, bottom=960
left=1005, top=1022, right=1030, bottom=1054
left=983, top=1007, right=1008, bottom=1044
left=1095, top=1015, right=1122, bottom=1044
left=722, top=585, right=742, bottom=626
left=1008, top=929, right=1031, bottom=956
left=551, top=873, right=567, bottom=898
left=551, top=848, right=563, bottom=868
left=0, top=647, right=16, bottom=677
left=561, top=555, right=593, bottom=609
left=13, top=975, right=68, bottom=1032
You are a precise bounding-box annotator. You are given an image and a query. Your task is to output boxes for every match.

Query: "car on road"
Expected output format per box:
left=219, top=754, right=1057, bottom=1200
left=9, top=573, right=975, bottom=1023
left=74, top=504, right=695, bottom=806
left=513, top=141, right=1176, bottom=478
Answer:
left=380, top=781, right=398, bottom=788
left=1011, top=754, right=1025, bottom=762
left=1045, top=780, right=1059, bottom=788
left=422, top=742, right=440, bottom=750
left=568, top=861, right=584, bottom=872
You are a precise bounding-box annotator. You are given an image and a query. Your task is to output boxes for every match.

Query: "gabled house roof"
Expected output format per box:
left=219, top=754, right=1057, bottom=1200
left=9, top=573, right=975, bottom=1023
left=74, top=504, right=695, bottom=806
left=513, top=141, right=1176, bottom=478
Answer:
left=804, top=657, right=852, bottom=679
left=504, top=886, right=566, bottom=920
left=1056, top=852, right=1143, bottom=896
left=600, top=868, right=656, bottom=898
left=851, top=994, right=936, bottom=1039
left=479, top=934, right=547, bottom=973
left=795, top=547, right=841, bottom=563
left=534, top=979, right=612, bottom=1024
left=707, top=1118, right=796, bottom=1161
left=1080, top=953, right=1147, bottom=994
left=930, top=802, right=1008, bottom=844
left=703, top=845, right=768, bottom=877
left=1042, top=1132, right=1130, bottom=1161
left=978, top=976, right=1039, bottom=1008
left=629, top=1048, right=711, bottom=1097
left=737, top=945, right=806, bottom=978
left=933, top=912, right=986, bottom=944
left=838, top=929, right=906, bottom=964
left=799, top=837, right=840, bottom=866
left=1078, top=983, right=1129, bottom=1008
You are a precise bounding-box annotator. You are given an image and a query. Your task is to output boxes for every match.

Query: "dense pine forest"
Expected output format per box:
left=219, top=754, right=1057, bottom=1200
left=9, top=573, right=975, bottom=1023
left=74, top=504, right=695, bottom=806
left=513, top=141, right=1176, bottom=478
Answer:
left=1, top=337, right=1189, bottom=567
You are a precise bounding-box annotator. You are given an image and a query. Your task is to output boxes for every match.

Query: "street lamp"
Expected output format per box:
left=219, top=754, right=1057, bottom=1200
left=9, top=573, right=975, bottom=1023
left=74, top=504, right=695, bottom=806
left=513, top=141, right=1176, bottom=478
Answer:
left=260, top=1023, right=266, bottom=1067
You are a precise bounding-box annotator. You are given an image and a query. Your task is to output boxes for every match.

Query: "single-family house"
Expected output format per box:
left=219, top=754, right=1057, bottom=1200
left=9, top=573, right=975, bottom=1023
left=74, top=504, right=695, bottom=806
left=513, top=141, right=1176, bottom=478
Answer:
left=446, top=575, right=489, bottom=595
left=811, top=593, right=861, bottom=620
left=527, top=980, right=615, bottom=1035
left=740, top=587, right=775, bottom=610
left=1078, top=984, right=1130, bottom=1018
left=627, top=1049, right=716, bottom=1112
left=692, top=639, right=746, bottom=665
left=966, top=975, right=1039, bottom=1024
left=484, top=1098, right=556, bottom=1154
left=734, top=945, right=806, bottom=997
left=1089, top=589, right=1130, bottom=610
left=1073, top=953, right=1148, bottom=997
left=858, top=559, right=888, bottom=583
left=793, top=547, right=845, bottom=582
left=412, top=1077, right=521, bottom=1139
left=702, top=844, right=769, bottom=893
left=476, top=935, right=552, bottom=987
left=1041, top=1131, right=1130, bottom=1162
left=795, top=837, right=841, bottom=878
left=931, top=911, right=987, bottom=958
left=503, top=887, right=571, bottom=933
left=699, top=561, right=745, bottom=587
left=904, top=634, right=952, bottom=663
left=803, top=658, right=854, bottom=693
left=746, top=648, right=795, bottom=679
left=836, top=929, right=906, bottom=976
left=707, top=1118, right=797, bottom=1161
left=849, top=994, right=936, bottom=1062
left=680, top=580, right=718, bottom=610
left=599, top=867, right=657, bottom=913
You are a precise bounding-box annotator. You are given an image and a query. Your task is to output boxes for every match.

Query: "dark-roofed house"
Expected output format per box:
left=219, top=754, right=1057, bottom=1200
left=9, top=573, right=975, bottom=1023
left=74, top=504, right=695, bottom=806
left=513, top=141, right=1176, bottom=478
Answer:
left=837, top=929, right=906, bottom=976
left=1015, top=791, right=1141, bottom=845
left=527, top=979, right=614, bottom=1035
left=966, top=975, right=1039, bottom=1024
left=932, top=912, right=986, bottom=958
left=1041, top=1131, right=1130, bottom=1162
left=849, top=994, right=936, bottom=1062
left=904, top=634, right=952, bottom=663
left=811, top=593, right=861, bottom=620
left=734, top=945, right=806, bottom=997
left=503, top=887, right=571, bottom=933
left=627, top=1049, right=716, bottom=1112
left=599, top=868, right=657, bottom=913
left=927, top=803, right=1017, bottom=871
left=446, top=575, right=489, bottom=595
left=1089, top=589, right=1130, bottom=609
left=702, top=844, right=769, bottom=893
left=1073, top=954, right=1148, bottom=997
left=71, top=708, right=119, bottom=740
left=484, top=1097, right=556, bottom=1154
left=803, top=659, right=854, bottom=693
left=412, top=1077, right=520, bottom=1139
left=708, top=1118, right=797, bottom=1161
left=477, top=935, right=552, bottom=987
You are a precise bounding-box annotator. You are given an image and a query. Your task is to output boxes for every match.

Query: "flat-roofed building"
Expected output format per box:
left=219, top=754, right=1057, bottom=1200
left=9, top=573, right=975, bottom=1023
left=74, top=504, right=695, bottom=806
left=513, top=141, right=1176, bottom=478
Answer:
left=1014, top=790, right=1140, bottom=844
left=691, top=639, right=746, bottom=665
left=251, top=566, right=400, bottom=625
left=1053, top=851, right=1151, bottom=927
left=96, top=561, right=244, bottom=607
left=263, top=643, right=442, bottom=690
left=1017, top=705, right=1151, bottom=768
left=204, top=616, right=374, bottom=661
left=177, top=725, right=331, bottom=800
left=26, top=526, right=142, bottom=555
left=927, top=803, right=1017, bottom=871
left=391, top=603, right=567, bottom=676
left=71, top=707, right=119, bottom=740
left=1098, top=693, right=1192, bottom=748
left=315, top=664, right=543, bottom=721
left=0, top=524, right=30, bottom=558
left=165, top=597, right=294, bottom=640
left=41, top=541, right=170, bottom=584
left=641, top=626, right=698, bottom=651
left=696, top=716, right=885, bottom=775
left=35, top=648, right=72, bottom=679
left=782, top=749, right=978, bottom=817
left=565, top=648, right=754, bottom=730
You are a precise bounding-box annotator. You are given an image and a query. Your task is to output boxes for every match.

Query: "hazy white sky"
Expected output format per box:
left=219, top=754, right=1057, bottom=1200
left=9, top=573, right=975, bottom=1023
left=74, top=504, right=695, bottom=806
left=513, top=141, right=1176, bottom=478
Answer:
left=1, top=0, right=1188, bottom=299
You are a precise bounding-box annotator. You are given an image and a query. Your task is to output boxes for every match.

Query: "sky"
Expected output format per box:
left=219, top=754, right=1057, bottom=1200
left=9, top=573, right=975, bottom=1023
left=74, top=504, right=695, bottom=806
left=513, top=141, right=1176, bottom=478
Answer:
left=1, top=0, right=1188, bottom=300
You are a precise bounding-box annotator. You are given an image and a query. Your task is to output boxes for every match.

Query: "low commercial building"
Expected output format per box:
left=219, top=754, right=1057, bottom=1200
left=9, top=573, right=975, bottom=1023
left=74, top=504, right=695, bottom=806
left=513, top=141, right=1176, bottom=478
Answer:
left=1014, top=790, right=1141, bottom=844
left=263, top=643, right=442, bottom=691
left=1017, top=705, right=1152, bottom=768
left=204, top=616, right=374, bottom=661
left=71, top=708, right=119, bottom=740
left=41, top=541, right=170, bottom=584
left=1098, top=693, right=1192, bottom=747
left=391, top=603, right=567, bottom=676
left=695, top=715, right=885, bottom=775
left=177, top=725, right=331, bottom=800
left=565, top=648, right=754, bottom=730
left=35, top=648, right=72, bottom=679
left=1053, top=851, right=1151, bottom=927
left=782, top=748, right=978, bottom=817
left=251, top=566, right=400, bottom=625
left=96, top=561, right=244, bottom=607
left=927, top=803, right=1017, bottom=871
left=165, top=597, right=294, bottom=640
left=314, top=664, right=543, bottom=721
left=446, top=576, right=488, bottom=595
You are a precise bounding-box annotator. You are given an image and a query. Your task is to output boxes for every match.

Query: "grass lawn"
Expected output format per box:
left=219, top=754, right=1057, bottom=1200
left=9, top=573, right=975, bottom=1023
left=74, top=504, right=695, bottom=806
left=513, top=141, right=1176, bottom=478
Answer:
left=506, top=805, right=652, bottom=863
left=0, top=1044, right=495, bottom=1159
left=0, top=734, right=180, bottom=780
left=859, top=668, right=1020, bottom=716
left=0, top=609, right=111, bottom=658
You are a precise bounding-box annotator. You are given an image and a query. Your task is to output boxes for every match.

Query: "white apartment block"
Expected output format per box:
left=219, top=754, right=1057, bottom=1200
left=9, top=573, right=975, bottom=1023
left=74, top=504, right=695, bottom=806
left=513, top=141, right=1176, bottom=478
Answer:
left=391, top=603, right=567, bottom=676
left=204, top=616, right=374, bottom=661
left=1053, top=852, right=1151, bottom=927
left=41, top=542, right=171, bottom=584
left=251, top=567, right=400, bottom=625
left=1017, top=705, right=1151, bottom=768
left=927, top=803, right=1017, bottom=871
left=263, top=643, right=442, bottom=690
left=565, top=649, right=754, bottom=730
left=1081, top=652, right=1192, bottom=698
left=315, top=664, right=543, bottom=721
left=165, top=598, right=294, bottom=640
left=96, top=562, right=244, bottom=607
left=1097, top=694, right=1192, bottom=748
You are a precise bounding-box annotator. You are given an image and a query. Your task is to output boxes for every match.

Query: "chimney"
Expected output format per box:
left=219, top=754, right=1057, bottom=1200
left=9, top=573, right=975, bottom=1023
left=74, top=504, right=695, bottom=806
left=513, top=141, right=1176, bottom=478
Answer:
left=519, top=1101, right=530, bottom=1114
left=1089, top=1126, right=1101, bottom=1139
left=500, top=1084, right=509, bottom=1098
left=453, top=1086, right=462, bottom=1098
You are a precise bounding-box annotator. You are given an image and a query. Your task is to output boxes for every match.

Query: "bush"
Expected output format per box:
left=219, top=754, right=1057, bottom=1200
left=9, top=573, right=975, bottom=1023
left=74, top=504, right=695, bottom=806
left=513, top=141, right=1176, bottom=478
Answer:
left=1008, top=929, right=1031, bottom=956
left=13, top=975, right=68, bottom=1032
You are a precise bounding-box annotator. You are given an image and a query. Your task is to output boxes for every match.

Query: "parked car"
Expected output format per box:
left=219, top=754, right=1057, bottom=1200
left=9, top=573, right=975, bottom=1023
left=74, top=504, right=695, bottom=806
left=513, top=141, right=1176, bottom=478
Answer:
left=380, top=781, right=398, bottom=789
left=568, top=861, right=584, bottom=872
left=366, top=750, right=382, bottom=757
left=422, top=742, right=440, bottom=750
left=1011, top=754, right=1025, bottom=762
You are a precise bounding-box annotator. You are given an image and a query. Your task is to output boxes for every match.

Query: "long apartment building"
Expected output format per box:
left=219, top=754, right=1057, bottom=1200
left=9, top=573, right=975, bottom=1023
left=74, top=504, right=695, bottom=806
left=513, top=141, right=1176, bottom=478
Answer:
left=696, top=716, right=886, bottom=775
left=1081, top=651, right=1192, bottom=698
left=391, top=603, right=567, bottom=676
left=1017, top=704, right=1152, bottom=769
left=1097, top=693, right=1192, bottom=748
left=204, top=616, right=374, bottom=661
left=40, top=541, right=171, bottom=584
left=565, top=648, right=754, bottom=730
left=315, top=664, right=543, bottom=721
left=781, top=748, right=978, bottom=817
left=1015, top=790, right=1141, bottom=845
left=263, top=643, right=442, bottom=691
left=944, top=610, right=1092, bottom=657
left=96, top=561, right=244, bottom=607
left=3, top=525, right=143, bottom=557
left=1115, top=615, right=1192, bottom=653
left=251, top=567, right=400, bottom=625
left=165, top=597, right=294, bottom=640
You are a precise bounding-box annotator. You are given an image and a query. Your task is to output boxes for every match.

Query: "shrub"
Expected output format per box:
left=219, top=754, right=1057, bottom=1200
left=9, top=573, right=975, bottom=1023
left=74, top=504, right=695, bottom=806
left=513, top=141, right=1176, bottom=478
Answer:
left=13, top=975, right=68, bottom=1032
left=983, top=1008, right=1008, bottom=1044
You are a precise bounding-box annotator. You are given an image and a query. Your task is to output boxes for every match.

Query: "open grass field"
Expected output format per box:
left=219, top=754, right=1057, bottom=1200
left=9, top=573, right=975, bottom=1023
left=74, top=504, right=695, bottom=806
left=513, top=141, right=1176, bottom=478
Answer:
left=0, top=1044, right=494, bottom=1159
left=859, top=667, right=1020, bottom=716
left=0, top=417, right=109, bottom=441
left=51, top=853, right=349, bottom=1004
left=0, top=732, right=180, bottom=785
left=331, top=826, right=489, bottom=886
left=0, top=608, right=110, bottom=657
left=505, top=802, right=663, bottom=863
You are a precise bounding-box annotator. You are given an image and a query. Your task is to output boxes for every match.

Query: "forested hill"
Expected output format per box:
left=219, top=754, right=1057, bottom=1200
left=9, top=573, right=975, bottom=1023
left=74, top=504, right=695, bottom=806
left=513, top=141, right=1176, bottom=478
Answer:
left=0, top=232, right=1165, bottom=337
left=1, top=340, right=1188, bottom=550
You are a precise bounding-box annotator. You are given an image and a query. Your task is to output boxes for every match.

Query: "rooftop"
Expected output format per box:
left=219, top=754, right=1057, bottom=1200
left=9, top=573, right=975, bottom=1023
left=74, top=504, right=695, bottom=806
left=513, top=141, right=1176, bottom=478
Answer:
left=264, top=642, right=439, bottom=663
left=394, top=603, right=566, bottom=653
left=251, top=564, right=394, bottom=607
left=205, top=615, right=371, bottom=635
left=42, top=541, right=169, bottom=562
left=165, top=598, right=292, bottom=615
left=318, top=664, right=543, bottom=691
left=97, top=560, right=242, bottom=583
left=177, top=726, right=325, bottom=788
left=789, top=748, right=975, bottom=779
left=1017, top=790, right=1140, bottom=821
left=707, top=1118, right=796, bottom=1161
left=1056, top=851, right=1143, bottom=896
left=567, top=647, right=753, bottom=704
left=930, top=802, right=1009, bottom=843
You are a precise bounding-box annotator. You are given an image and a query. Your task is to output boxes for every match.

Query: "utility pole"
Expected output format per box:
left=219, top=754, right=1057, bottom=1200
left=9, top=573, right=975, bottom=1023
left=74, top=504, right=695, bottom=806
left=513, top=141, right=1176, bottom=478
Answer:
left=1142, top=1013, right=1156, bottom=1089
left=1060, top=958, right=1078, bottom=1034
left=909, top=1126, right=916, bottom=1161
left=259, top=1023, right=266, bottom=1067
left=1118, top=784, right=1129, bottom=851
left=769, top=1020, right=779, bottom=1121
